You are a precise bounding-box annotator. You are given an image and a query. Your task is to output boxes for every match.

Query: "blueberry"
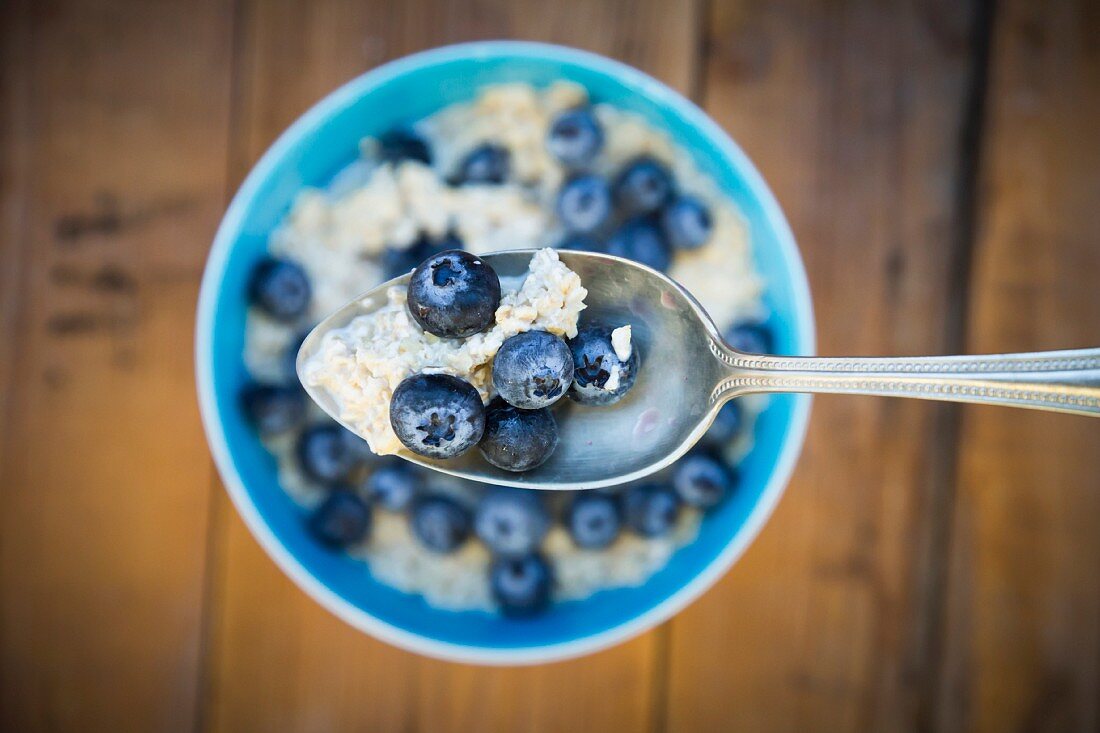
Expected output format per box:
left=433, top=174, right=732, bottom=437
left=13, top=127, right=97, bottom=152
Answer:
left=297, top=424, right=361, bottom=484
left=490, top=553, right=553, bottom=617
left=478, top=398, right=558, bottom=472
left=555, top=234, right=601, bottom=252
left=406, top=250, right=501, bottom=338
left=454, top=144, right=510, bottom=185
left=381, top=232, right=464, bottom=280
left=439, top=231, right=465, bottom=248
left=605, top=217, right=672, bottom=272
left=724, top=321, right=773, bottom=354
left=492, top=330, right=574, bottom=409
left=565, top=491, right=622, bottom=549
left=547, top=107, right=604, bottom=167
left=475, top=488, right=550, bottom=556
left=410, top=495, right=471, bottom=553
left=701, top=400, right=743, bottom=449
left=364, top=459, right=425, bottom=511
left=378, top=130, right=432, bottom=165
left=556, top=174, right=611, bottom=233
left=240, top=382, right=305, bottom=435
left=661, top=196, right=713, bottom=250
left=309, top=490, right=371, bottom=548
left=381, top=247, right=425, bottom=281
left=567, top=326, right=639, bottom=406
left=614, top=156, right=674, bottom=215
left=672, top=452, right=736, bottom=509
left=248, top=257, right=311, bottom=322
left=389, top=373, right=485, bottom=459
left=623, top=483, right=681, bottom=537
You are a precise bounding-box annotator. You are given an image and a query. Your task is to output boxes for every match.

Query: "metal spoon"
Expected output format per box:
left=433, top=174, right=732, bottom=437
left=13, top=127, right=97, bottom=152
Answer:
left=297, top=249, right=1100, bottom=491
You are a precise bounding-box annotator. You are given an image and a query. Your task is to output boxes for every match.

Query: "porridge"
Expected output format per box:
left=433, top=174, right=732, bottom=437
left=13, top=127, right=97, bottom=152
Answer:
left=239, top=81, right=771, bottom=616
left=302, top=249, right=586, bottom=456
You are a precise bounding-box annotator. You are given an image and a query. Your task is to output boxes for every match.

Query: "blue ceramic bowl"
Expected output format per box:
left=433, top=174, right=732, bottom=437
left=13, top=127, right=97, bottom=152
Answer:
left=196, top=41, right=814, bottom=664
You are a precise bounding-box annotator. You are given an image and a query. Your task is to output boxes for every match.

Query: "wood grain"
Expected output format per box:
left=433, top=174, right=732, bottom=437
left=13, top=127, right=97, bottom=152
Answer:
left=201, top=2, right=701, bottom=732
left=0, top=0, right=31, bottom=428
left=3, top=1, right=1098, bottom=730
left=0, top=0, right=233, bottom=730
left=664, top=1, right=982, bottom=730
left=936, top=0, right=1100, bottom=730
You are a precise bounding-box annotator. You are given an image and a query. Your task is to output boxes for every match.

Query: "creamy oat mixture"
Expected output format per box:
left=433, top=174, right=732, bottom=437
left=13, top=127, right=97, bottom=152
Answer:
left=302, top=248, right=586, bottom=455
left=243, top=81, right=768, bottom=611
left=344, top=474, right=701, bottom=612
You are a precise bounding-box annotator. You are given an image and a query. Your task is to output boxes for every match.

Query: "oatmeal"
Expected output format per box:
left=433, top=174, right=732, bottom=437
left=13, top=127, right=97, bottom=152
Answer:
left=240, top=81, right=770, bottom=614
left=302, top=248, right=586, bottom=455
left=357, top=504, right=701, bottom=612
left=268, top=162, right=548, bottom=318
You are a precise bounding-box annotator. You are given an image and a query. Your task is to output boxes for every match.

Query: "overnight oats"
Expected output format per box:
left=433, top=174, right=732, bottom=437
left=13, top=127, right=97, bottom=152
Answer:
left=240, top=82, right=771, bottom=615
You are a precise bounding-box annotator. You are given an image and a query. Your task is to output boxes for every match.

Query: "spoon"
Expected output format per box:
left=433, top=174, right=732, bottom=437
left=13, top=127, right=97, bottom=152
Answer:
left=297, top=249, right=1100, bottom=491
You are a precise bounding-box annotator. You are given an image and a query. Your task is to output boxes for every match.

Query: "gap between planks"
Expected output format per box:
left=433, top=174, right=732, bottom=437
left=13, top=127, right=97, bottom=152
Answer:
left=911, top=0, right=997, bottom=729
left=193, top=0, right=256, bottom=729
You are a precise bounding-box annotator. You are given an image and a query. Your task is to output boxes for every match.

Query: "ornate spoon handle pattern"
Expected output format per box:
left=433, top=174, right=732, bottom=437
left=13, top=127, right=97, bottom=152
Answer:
left=710, top=344, right=1100, bottom=417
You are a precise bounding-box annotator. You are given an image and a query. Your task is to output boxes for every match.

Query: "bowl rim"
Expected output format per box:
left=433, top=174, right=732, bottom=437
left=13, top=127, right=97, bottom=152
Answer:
left=195, top=40, right=816, bottom=665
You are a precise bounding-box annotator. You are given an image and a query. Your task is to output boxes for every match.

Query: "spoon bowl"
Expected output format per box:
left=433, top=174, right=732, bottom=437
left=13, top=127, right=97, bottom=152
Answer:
left=297, top=250, right=726, bottom=490
left=300, top=250, right=1100, bottom=491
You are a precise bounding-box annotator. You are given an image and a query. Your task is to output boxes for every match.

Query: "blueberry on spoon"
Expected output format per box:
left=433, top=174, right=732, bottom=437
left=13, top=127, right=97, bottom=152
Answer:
left=568, top=326, right=638, bottom=406
left=406, top=250, right=501, bottom=338
left=478, top=398, right=558, bottom=472
left=492, top=330, right=574, bottom=409
left=389, top=373, right=486, bottom=459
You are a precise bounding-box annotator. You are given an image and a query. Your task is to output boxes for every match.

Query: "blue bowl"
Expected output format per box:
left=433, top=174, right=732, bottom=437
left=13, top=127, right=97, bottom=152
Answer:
left=196, top=41, right=815, bottom=664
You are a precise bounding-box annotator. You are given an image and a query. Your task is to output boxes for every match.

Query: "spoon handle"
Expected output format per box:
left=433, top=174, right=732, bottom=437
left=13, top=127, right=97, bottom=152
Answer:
left=711, top=345, right=1100, bottom=417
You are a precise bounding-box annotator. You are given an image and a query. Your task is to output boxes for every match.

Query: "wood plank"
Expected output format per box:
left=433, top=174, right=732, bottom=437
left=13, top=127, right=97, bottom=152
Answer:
left=0, top=0, right=31, bottom=428
left=936, top=0, right=1100, bottom=730
left=665, top=1, right=982, bottom=730
left=201, top=1, right=701, bottom=732
left=0, top=0, right=234, bottom=730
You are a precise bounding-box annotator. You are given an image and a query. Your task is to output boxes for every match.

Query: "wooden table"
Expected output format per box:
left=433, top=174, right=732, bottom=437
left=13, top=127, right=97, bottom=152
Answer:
left=2, top=0, right=1098, bottom=730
